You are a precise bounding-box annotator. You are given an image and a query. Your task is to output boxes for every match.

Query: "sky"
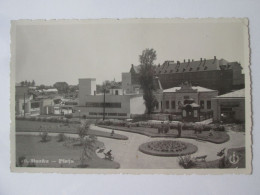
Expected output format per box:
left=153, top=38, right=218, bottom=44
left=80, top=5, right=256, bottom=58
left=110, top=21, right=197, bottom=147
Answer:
left=14, top=19, right=249, bottom=85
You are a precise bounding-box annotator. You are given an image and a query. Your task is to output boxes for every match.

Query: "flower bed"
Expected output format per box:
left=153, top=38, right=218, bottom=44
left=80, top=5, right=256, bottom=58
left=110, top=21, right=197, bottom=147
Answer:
left=97, top=119, right=225, bottom=132
left=139, top=140, right=198, bottom=157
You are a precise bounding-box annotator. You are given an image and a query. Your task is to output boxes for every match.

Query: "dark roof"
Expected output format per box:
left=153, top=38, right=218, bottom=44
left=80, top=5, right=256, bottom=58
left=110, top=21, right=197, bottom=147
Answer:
left=154, top=58, right=234, bottom=74
left=130, top=65, right=142, bottom=74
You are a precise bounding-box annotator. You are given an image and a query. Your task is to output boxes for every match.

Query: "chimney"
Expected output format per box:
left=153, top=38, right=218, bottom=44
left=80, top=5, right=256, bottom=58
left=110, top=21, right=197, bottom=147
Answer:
left=213, top=56, right=216, bottom=64
left=177, top=61, right=180, bottom=66
left=184, top=59, right=186, bottom=63
left=203, top=58, right=206, bottom=66
left=187, top=59, right=190, bottom=67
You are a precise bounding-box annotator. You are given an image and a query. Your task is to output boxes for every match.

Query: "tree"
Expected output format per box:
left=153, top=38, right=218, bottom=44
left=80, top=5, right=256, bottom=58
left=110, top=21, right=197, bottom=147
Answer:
left=77, top=120, right=96, bottom=167
left=78, top=120, right=91, bottom=145
left=20, top=81, right=25, bottom=86
left=139, top=48, right=158, bottom=114
left=53, top=82, right=69, bottom=94
left=79, top=135, right=97, bottom=167
left=38, top=84, right=46, bottom=90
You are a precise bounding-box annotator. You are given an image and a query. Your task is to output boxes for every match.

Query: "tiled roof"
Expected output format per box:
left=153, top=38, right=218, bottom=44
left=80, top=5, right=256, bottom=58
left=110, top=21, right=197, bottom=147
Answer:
left=154, top=58, right=231, bottom=74
left=215, top=89, right=245, bottom=98
left=163, top=86, right=216, bottom=93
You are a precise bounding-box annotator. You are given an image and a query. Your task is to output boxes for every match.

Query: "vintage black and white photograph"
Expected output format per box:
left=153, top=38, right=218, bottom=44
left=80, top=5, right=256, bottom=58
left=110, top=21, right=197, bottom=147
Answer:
left=10, top=19, right=251, bottom=174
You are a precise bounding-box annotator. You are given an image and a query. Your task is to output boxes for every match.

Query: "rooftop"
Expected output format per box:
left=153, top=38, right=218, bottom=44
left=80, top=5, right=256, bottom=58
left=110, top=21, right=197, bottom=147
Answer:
left=163, top=86, right=216, bottom=93
left=215, top=88, right=245, bottom=98
left=154, top=57, right=240, bottom=74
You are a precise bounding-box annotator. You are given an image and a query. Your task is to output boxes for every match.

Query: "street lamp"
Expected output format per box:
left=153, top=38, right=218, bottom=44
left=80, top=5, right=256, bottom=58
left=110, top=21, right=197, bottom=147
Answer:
left=103, top=88, right=106, bottom=121
left=78, top=109, right=81, bottom=120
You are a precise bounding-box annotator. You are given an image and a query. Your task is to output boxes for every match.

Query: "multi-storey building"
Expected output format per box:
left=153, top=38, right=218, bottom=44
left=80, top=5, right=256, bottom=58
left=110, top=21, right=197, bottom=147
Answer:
left=122, top=57, right=244, bottom=95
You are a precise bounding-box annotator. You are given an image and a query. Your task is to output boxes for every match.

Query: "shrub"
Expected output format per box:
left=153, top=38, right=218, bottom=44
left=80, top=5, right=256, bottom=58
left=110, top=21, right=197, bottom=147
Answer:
left=178, top=155, right=195, bottom=169
left=63, top=118, right=69, bottom=123
left=65, top=114, right=73, bottom=119
left=17, top=156, right=26, bottom=167
left=49, top=117, right=58, bottom=123
left=213, top=124, right=225, bottom=131
left=170, top=123, right=178, bottom=129
left=39, top=132, right=50, bottom=142
left=203, top=124, right=211, bottom=131
left=183, top=123, right=196, bottom=130
left=57, top=133, right=66, bottom=142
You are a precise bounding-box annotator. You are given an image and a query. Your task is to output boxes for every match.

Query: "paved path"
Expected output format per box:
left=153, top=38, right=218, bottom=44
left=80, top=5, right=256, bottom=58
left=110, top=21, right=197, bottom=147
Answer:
left=92, top=125, right=245, bottom=169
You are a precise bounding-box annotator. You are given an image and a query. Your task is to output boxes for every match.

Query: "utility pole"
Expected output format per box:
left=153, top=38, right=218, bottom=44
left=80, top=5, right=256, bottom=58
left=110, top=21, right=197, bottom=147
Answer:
left=23, top=93, right=25, bottom=117
left=103, top=88, right=106, bottom=120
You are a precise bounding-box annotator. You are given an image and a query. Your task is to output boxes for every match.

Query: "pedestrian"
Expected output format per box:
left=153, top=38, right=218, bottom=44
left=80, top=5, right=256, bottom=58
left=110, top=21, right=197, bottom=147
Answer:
left=177, top=122, right=182, bottom=137
left=111, top=130, right=114, bottom=136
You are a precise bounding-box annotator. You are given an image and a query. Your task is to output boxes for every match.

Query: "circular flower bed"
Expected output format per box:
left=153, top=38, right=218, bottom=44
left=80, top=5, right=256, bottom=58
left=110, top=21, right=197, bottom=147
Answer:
left=139, top=140, right=198, bottom=157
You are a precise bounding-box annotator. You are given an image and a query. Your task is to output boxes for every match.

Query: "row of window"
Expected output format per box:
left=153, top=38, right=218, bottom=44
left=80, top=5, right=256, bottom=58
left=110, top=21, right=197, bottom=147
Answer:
left=155, top=100, right=211, bottom=110
left=85, top=102, right=121, bottom=108
left=89, top=112, right=127, bottom=116
left=200, top=100, right=211, bottom=109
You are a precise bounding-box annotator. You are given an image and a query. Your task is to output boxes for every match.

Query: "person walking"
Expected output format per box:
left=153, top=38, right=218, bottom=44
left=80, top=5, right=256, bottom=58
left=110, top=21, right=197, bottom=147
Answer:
left=177, top=122, right=183, bottom=137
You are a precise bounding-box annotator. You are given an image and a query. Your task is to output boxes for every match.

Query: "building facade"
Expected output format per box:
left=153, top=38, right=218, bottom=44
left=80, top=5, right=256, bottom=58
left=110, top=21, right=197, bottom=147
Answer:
left=154, top=82, right=218, bottom=121
left=76, top=78, right=146, bottom=119
left=123, top=57, right=244, bottom=95
left=212, top=89, right=245, bottom=122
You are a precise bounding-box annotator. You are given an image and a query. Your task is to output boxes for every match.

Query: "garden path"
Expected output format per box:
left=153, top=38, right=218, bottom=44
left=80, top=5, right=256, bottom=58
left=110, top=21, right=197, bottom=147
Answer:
left=93, top=125, right=245, bottom=169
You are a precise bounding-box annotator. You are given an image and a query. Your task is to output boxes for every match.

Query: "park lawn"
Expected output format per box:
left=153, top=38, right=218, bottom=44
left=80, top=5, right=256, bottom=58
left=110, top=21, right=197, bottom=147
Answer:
left=16, top=120, right=128, bottom=140
left=16, top=134, right=120, bottom=169
left=97, top=125, right=229, bottom=144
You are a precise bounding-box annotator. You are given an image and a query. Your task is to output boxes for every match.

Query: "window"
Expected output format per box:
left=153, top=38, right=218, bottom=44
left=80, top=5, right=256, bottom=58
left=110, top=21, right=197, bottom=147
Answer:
left=85, top=102, right=121, bottom=108
left=171, top=101, right=175, bottom=109
left=31, top=102, right=40, bottom=108
left=108, top=113, right=117, bottom=116
left=200, top=100, right=205, bottom=109
left=207, top=100, right=211, bottom=109
left=115, top=90, right=118, bottom=95
left=184, top=96, right=189, bottom=99
left=155, top=102, right=159, bottom=110
left=118, top=113, right=127, bottom=116
left=166, top=101, right=169, bottom=109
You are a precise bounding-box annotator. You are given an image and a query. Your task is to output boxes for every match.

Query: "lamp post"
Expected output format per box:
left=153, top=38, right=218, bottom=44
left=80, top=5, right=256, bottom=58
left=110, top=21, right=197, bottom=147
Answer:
left=103, top=88, right=106, bottom=121
left=78, top=109, right=81, bottom=120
